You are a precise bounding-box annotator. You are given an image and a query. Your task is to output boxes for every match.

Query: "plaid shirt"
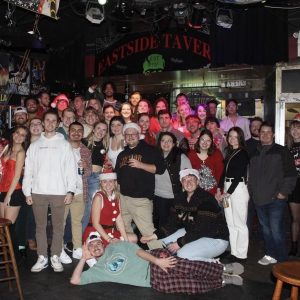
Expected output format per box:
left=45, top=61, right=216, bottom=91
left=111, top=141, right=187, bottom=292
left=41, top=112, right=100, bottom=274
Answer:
left=79, top=143, right=92, bottom=202
left=150, top=249, right=223, bottom=295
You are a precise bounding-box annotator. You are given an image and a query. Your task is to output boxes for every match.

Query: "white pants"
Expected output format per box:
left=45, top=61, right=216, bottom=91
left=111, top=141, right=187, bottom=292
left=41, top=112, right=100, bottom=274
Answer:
left=224, top=181, right=249, bottom=259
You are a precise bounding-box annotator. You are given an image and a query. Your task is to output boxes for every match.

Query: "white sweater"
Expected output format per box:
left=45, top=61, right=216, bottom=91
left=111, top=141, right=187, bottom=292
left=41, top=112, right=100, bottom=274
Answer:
left=22, top=132, right=77, bottom=197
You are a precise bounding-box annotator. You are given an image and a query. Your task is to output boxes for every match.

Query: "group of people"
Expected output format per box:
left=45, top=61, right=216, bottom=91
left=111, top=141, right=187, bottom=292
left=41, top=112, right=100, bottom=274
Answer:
left=0, top=83, right=299, bottom=295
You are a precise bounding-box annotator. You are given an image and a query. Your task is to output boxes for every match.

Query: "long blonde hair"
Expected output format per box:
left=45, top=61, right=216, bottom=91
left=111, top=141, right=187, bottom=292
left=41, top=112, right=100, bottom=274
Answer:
left=86, top=121, right=109, bottom=150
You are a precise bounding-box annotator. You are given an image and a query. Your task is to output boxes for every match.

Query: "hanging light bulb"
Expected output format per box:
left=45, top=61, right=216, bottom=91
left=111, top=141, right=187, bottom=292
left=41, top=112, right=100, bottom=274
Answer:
left=98, top=0, right=107, bottom=5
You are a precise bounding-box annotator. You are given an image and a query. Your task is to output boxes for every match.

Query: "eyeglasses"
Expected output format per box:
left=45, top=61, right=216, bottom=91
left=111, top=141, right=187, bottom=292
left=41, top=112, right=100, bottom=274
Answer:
left=124, top=133, right=138, bottom=137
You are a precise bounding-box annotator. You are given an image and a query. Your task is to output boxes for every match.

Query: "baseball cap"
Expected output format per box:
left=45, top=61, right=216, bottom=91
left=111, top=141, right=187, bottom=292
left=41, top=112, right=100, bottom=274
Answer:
left=86, top=232, right=102, bottom=245
left=14, top=106, right=27, bottom=115
left=179, top=168, right=200, bottom=181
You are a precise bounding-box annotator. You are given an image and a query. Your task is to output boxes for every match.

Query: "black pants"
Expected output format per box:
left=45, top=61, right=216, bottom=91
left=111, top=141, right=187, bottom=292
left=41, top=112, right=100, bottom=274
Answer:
left=153, top=195, right=174, bottom=229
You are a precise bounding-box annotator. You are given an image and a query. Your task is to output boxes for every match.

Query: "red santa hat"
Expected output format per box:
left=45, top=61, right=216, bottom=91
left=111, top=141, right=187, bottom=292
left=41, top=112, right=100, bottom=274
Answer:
left=99, top=168, right=117, bottom=181
left=294, top=113, right=300, bottom=122
left=51, top=93, right=69, bottom=109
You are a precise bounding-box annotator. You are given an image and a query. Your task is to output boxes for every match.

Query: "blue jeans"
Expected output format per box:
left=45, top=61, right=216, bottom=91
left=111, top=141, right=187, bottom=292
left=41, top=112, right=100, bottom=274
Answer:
left=161, top=228, right=229, bottom=262
left=255, top=200, right=288, bottom=262
left=82, top=172, right=100, bottom=232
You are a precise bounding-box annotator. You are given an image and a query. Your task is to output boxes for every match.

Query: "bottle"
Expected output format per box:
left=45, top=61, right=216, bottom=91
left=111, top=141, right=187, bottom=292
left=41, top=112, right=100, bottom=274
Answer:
left=222, top=195, right=230, bottom=208
left=78, top=159, right=84, bottom=175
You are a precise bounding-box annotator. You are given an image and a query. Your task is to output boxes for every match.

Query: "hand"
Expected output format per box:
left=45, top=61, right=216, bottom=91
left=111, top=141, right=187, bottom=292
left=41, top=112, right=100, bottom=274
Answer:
left=4, top=195, right=11, bottom=206
left=155, top=256, right=177, bottom=273
left=215, top=188, right=222, bottom=203
left=81, top=159, right=88, bottom=169
left=109, top=238, right=119, bottom=244
left=277, top=193, right=286, bottom=200
left=26, top=196, right=33, bottom=205
left=140, top=234, right=157, bottom=244
left=64, top=193, right=74, bottom=205
left=221, top=192, right=230, bottom=199
left=81, top=243, right=93, bottom=261
left=127, top=158, right=142, bottom=169
left=167, top=242, right=180, bottom=254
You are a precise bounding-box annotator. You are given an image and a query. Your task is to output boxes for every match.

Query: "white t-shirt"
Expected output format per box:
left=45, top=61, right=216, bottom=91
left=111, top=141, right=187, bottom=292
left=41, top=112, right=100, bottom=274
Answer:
left=73, top=147, right=83, bottom=195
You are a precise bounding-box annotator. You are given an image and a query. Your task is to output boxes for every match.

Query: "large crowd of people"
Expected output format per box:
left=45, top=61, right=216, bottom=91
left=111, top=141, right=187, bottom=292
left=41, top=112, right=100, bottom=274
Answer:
left=0, top=84, right=299, bottom=295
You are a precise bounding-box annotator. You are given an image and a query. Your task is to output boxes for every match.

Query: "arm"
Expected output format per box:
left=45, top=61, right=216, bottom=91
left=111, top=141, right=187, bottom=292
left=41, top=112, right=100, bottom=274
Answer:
left=136, top=249, right=177, bottom=273
left=22, top=145, right=34, bottom=198
left=91, top=194, right=114, bottom=243
left=128, top=159, right=156, bottom=173
left=4, top=151, right=25, bottom=205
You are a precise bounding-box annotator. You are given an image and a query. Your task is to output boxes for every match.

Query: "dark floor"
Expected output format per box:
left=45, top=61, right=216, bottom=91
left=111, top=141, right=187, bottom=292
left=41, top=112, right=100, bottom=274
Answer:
left=1, top=237, right=299, bottom=300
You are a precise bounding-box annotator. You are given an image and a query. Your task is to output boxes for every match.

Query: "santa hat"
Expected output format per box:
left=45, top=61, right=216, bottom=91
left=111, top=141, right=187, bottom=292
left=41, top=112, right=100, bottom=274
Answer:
left=99, top=168, right=117, bottom=181
left=86, top=231, right=102, bottom=244
left=51, top=93, right=69, bottom=108
left=294, top=113, right=300, bottom=121
left=179, top=168, right=200, bottom=181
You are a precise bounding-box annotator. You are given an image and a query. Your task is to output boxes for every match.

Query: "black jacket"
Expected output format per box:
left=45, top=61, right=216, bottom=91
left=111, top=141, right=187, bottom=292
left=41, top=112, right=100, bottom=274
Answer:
left=115, top=140, right=166, bottom=199
left=248, top=142, right=297, bottom=206
left=155, top=187, right=229, bottom=247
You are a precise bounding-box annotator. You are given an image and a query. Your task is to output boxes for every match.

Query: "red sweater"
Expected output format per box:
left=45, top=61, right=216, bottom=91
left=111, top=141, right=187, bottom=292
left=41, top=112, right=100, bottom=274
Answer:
left=187, top=149, right=224, bottom=195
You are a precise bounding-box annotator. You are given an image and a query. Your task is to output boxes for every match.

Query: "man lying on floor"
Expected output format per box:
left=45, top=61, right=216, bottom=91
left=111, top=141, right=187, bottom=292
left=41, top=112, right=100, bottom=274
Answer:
left=70, top=232, right=244, bottom=295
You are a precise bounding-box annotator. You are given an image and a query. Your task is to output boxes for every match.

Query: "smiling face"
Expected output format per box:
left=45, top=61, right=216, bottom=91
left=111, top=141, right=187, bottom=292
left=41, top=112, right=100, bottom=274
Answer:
left=199, top=133, right=212, bottom=152
left=69, top=124, right=84, bottom=142
left=124, top=127, right=139, bottom=148
left=121, top=104, right=132, bottom=120
left=129, top=93, right=141, bottom=107
left=13, top=127, right=28, bottom=145
left=14, top=112, right=28, bottom=125
left=160, top=134, right=175, bottom=154
left=155, top=101, right=167, bottom=115
left=137, top=101, right=149, bottom=114
left=138, top=115, right=150, bottom=133
left=100, top=179, right=116, bottom=195
left=178, top=104, right=191, bottom=119
left=197, top=106, right=207, bottom=120
left=181, top=175, right=199, bottom=194
left=88, top=99, right=101, bottom=111
left=226, top=101, right=237, bottom=115
left=250, top=120, right=262, bottom=138
left=290, top=123, right=300, bottom=142
left=43, top=113, right=58, bottom=133
left=84, top=111, right=99, bottom=127
left=93, top=123, right=107, bottom=140
left=228, top=130, right=240, bottom=149
left=186, top=117, right=200, bottom=134
left=29, top=119, right=43, bottom=136
left=88, top=240, right=104, bottom=258
left=25, top=99, right=38, bottom=114
left=110, top=120, right=123, bottom=136
left=103, top=107, right=115, bottom=122
left=62, top=111, right=75, bottom=128
left=259, top=125, right=274, bottom=146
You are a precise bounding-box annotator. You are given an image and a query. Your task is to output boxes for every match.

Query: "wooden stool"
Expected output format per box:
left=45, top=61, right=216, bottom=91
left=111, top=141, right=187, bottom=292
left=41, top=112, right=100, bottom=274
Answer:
left=0, top=218, right=24, bottom=300
left=272, top=261, right=300, bottom=300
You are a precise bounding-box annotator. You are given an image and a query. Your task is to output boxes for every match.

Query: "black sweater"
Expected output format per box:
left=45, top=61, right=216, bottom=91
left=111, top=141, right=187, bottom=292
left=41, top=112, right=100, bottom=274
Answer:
left=155, top=187, right=229, bottom=247
left=115, top=140, right=166, bottom=199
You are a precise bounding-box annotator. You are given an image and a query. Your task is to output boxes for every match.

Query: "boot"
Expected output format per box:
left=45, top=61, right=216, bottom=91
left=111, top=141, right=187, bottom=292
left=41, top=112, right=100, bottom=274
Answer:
left=288, top=242, right=298, bottom=256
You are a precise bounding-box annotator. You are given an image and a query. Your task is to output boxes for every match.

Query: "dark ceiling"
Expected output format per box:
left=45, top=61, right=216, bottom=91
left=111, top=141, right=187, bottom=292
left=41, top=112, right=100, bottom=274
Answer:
left=0, top=0, right=300, bottom=54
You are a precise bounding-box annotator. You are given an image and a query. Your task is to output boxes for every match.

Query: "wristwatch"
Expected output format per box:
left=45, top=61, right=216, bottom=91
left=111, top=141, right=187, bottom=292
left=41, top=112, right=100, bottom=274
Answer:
left=67, top=191, right=75, bottom=196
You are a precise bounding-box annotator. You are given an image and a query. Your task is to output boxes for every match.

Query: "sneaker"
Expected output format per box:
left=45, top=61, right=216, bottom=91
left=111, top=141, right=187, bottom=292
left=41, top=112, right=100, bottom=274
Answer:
left=223, top=262, right=245, bottom=275
left=50, top=255, right=64, bottom=272
left=64, top=242, right=73, bottom=254
left=258, top=255, right=277, bottom=266
left=72, top=248, right=82, bottom=260
left=31, top=255, right=48, bottom=272
left=223, top=274, right=243, bottom=286
left=60, top=249, right=72, bottom=264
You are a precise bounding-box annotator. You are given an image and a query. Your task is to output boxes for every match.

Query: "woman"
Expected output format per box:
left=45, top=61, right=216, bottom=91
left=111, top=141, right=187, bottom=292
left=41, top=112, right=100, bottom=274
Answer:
left=188, top=129, right=224, bottom=196
left=196, top=103, right=208, bottom=130
left=138, top=113, right=156, bottom=146
left=142, top=169, right=229, bottom=261
left=83, top=171, right=137, bottom=246
left=107, top=116, right=125, bottom=169
left=0, top=126, right=30, bottom=255
left=205, top=116, right=227, bottom=155
left=149, top=97, right=168, bottom=134
left=83, top=107, right=99, bottom=138
left=87, top=98, right=102, bottom=115
left=154, top=132, right=192, bottom=227
left=217, top=127, right=249, bottom=261
left=287, top=120, right=300, bottom=256
left=103, top=105, right=116, bottom=126
left=82, top=121, right=108, bottom=232
left=173, top=103, right=192, bottom=137
left=120, top=102, right=133, bottom=124
left=137, top=99, right=153, bottom=115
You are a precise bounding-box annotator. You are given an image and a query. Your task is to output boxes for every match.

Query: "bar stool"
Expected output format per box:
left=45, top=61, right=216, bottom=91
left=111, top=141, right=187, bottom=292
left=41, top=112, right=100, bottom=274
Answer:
left=272, top=261, right=300, bottom=300
left=0, top=218, right=24, bottom=300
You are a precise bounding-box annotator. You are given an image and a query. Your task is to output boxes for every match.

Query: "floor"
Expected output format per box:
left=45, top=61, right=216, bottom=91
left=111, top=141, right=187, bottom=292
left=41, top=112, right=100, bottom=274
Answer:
left=1, top=236, right=299, bottom=300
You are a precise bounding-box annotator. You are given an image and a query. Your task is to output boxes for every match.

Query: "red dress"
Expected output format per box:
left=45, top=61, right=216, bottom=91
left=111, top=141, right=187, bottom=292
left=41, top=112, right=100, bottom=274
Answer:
left=83, top=191, right=121, bottom=247
left=187, top=149, right=224, bottom=196
left=0, top=159, right=21, bottom=192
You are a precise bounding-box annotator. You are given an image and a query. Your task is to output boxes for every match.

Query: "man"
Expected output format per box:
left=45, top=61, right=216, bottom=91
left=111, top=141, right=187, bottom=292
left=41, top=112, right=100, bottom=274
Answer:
left=220, top=100, right=251, bottom=140
left=3, top=106, right=28, bottom=139
left=73, top=95, right=85, bottom=123
left=70, top=231, right=244, bottom=294
left=206, top=99, right=219, bottom=119
left=56, top=108, right=76, bottom=139
left=157, top=109, right=184, bottom=142
left=24, top=96, right=44, bottom=121
left=37, top=91, right=51, bottom=112
left=246, top=117, right=263, bottom=158
left=115, top=123, right=165, bottom=249
left=102, top=81, right=122, bottom=112
left=248, top=121, right=297, bottom=264
left=129, top=91, right=141, bottom=121
left=179, top=115, right=201, bottom=152
left=64, top=121, right=92, bottom=260
left=23, top=109, right=77, bottom=272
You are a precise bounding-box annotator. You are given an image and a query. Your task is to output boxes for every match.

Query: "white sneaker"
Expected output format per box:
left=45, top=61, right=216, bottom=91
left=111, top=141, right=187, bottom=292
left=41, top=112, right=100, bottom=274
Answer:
left=258, top=255, right=277, bottom=265
left=60, top=249, right=72, bottom=264
left=72, top=248, right=82, bottom=259
left=31, top=255, right=48, bottom=272
left=50, top=255, right=64, bottom=272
